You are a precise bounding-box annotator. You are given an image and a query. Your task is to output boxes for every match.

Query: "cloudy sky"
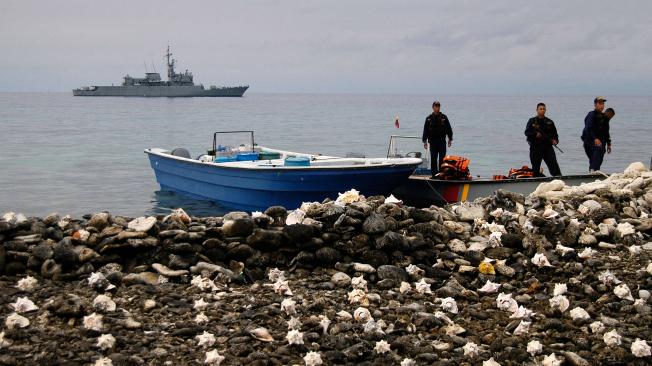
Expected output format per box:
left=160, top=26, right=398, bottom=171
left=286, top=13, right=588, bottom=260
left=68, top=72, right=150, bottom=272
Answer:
left=1, top=0, right=651, bottom=94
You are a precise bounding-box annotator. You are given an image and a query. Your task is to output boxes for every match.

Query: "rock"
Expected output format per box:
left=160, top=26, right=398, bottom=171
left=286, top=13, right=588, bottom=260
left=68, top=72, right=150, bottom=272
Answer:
left=152, top=263, right=188, bottom=277
left=40, top=259, right=62, bottom=278
left=222, top=218, right=255, bottom=237
left=246, top=229, right=285, bottom=250
left=31, top=243, right=54, bottom=261
left=374, top=231, right=407, bottom=251
left=454, top=203, right=486, bottom=222
left=352, top=263, right=376, bottom=273
left=377, top=265, right=409, bottom=282
left=578, top=200, right=602, bottom=215
left=362, top=214, right=387, bottom=234
left=283, top=224, right=315, bottom=243
left=331, top=272, right=351, bottom=288
left=116, top=230, right=147, bottom=240
left=127, top=216, right=157, bottom=232
left=448, top=239, right=467, bottom=253
left=532, top=179, right=566, bottom=196
left=561, top=351, right=590, bottom=366
left=264, top=206, right=287, bottom=218
left=122, top=272, right=160, bottom=286
left=0, top=246, right=4, bottom=274
left=227, top=244, right=255, bottom=260
left=623, top=161, right=647, bottom=177
left=315, top=247, right=341, bottom=265
left=88, top=212, right=111, bottom=230
left=49, top=295, right=86, bottom=317
left=53, top=240, right=77, bottom=266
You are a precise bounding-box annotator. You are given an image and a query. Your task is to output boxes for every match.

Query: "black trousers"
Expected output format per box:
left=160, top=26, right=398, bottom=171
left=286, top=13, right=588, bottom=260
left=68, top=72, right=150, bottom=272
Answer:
left=529, top=144, right=562, bottom=176
left=589, top=144, right=606, bottom=171
left=429, top=139, right=447, bottom=176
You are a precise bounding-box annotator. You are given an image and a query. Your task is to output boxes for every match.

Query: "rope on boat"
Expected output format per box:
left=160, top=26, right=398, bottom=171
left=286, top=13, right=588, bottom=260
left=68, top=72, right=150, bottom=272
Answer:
left=424, top=178, right=449, bottom=205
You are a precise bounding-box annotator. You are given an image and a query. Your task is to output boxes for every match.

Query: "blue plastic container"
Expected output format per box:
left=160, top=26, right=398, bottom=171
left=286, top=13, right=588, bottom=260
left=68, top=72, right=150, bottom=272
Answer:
left=214, top=156, right=237, bottom=163
left=284, top=156, right=311, bottom=166
left=236, top=152, right=259, bottom=161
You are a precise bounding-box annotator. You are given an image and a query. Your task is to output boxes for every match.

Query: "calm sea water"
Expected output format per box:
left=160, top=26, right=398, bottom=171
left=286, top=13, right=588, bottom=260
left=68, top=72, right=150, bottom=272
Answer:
left=0, top=93, right=650, bottom=217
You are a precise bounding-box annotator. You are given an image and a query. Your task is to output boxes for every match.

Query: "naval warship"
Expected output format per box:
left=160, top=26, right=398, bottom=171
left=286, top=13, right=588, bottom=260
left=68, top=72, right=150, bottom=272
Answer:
left=73, top=46, right=248, bottom=97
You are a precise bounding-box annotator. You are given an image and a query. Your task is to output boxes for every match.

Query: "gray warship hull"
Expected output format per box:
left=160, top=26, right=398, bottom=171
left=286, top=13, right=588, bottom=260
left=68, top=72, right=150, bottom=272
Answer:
left=73, top=85, right=248, bottom=97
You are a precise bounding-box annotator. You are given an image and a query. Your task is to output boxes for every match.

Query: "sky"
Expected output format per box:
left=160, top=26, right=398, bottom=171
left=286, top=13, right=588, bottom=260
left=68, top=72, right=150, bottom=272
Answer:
left=1, top=0, right=651, bottom=94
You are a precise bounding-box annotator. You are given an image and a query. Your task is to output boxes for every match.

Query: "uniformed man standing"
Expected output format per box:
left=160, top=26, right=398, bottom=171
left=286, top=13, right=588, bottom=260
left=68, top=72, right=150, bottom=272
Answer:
left=422, top=101, right=453, bottom=178
left=581, top=97, right=613, bottom=171
left=524, top=103, right=562, bottom=176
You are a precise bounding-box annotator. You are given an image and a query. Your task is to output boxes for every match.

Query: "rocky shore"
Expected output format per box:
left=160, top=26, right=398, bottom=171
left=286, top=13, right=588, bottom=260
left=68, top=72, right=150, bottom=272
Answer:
left=1, top=162, right=651, bottom=365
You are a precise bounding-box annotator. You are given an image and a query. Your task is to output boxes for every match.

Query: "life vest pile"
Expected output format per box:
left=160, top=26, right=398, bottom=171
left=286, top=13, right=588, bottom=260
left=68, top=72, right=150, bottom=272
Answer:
left=507, top=166, right=535, bottom=179
left=435, top=155, right=472, bottom=180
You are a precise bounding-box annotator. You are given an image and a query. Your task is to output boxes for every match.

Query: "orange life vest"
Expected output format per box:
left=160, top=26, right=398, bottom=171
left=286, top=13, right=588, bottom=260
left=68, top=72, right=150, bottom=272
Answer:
left=436, top=155, right=472, bottom=180
left=508, top=165, right=535, bottom=179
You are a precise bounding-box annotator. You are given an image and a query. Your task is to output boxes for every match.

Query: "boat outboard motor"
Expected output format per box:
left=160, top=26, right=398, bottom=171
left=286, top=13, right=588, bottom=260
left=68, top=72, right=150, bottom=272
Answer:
left=171, top=148, right=191, bottom=159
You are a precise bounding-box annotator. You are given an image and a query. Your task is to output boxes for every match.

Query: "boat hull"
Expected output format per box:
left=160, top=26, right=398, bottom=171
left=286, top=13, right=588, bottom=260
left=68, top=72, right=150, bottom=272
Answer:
left=73, top=85, right=248, bottom=97
left=146, top=150, right=420, bottom=211
left=392, top=174, right=604, bottom=207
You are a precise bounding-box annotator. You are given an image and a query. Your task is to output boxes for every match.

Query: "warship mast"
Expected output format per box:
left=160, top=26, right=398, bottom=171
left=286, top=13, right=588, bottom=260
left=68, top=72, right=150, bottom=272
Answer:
left=165, top=45, right=176, bottom=81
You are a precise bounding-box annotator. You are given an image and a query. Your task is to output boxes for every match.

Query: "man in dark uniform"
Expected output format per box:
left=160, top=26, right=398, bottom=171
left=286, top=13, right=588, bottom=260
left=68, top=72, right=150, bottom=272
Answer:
left=581, top=97, right=611, bottom=171
left=422, top=101, right=453, bottom=177
left=524, top=103, right=562, bottom=176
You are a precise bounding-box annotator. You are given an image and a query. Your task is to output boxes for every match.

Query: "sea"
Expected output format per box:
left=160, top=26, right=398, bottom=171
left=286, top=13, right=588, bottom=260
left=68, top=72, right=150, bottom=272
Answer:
left=0, top=93, right=650, bottom=217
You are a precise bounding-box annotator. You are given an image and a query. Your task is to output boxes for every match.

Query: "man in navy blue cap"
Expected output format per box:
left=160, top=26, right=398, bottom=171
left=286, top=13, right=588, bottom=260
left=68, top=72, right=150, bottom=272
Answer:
left=581, top=96, right=611, bottom=171
left=422, top=101, right=453, bottom=178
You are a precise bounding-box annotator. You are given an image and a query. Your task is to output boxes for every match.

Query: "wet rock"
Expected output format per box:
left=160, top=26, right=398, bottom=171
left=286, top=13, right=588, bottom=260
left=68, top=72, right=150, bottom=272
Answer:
left=40, top=259, right=61, bottom=279
left=362, top=214, right=387, bottom=234
left=377, top=265, right=409, bottom=282
left=315, top=247, right=341, bottom=265
left=122, top=272, right=159, bottom=286
left=265, top=206, right=287, bottom=218
left=52, top=239, right=77, bottom=266
left=330, top=272, right=351, bottom=288
left=227, top=244, right=255, bottom=260
left=375, top=231, right=408, bottom=251
left=31, top=243, right=54, bottom=261
left=88, top=212, right=111, bottom=230
left=222, top=218, right=255, bottom=237
left=127, top=216, right=157, bottom=232
left=454, top=202, right=486, bottom=222
left=152, top=263, right=188, bottom=277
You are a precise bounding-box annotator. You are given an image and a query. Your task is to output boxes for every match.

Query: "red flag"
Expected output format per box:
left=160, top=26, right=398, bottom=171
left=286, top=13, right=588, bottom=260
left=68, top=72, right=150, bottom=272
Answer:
left=394, top=116, right=400, bottom=128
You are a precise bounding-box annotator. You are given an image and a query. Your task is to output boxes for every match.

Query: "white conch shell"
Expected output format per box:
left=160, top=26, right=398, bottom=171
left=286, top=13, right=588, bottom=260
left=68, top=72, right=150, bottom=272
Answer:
left=285, top=329, right=304, bottom=345
left=374, top=340, right=391, bottom=354
left=569, top=307, right=590, bottom=320
left=303, top=351, right=323, bottom=366
left=603, top=329, right=622, bottom=346
left=527, top=340, right=542, bottom=356
left=479, top=280, right=501, bottom=294
left=613, top=283, right=634, bottom=301
left=249, top=327, right=274, bottom=342
left=631, top=338, right=651, bottom=357
left=549, top=295, right=570, bottom=312
left=496, top=293, right=518, bottom=312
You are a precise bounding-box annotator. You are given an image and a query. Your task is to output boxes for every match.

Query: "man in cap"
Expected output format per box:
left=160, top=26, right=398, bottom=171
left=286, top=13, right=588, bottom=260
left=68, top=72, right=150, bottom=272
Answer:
left=422, top=101, right=453, bottom=178
left=524, top=102, right=562, bottom=176
left=581, top=97, right=610, bottom=171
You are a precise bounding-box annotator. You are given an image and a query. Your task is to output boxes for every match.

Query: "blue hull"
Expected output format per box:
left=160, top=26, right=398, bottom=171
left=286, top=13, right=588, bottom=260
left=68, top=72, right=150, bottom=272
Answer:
left=146, top=152, right=419, bottom=211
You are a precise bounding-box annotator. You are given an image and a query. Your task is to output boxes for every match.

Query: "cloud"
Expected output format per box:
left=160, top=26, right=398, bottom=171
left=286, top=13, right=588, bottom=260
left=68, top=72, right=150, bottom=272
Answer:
left=0, top=0, right=651, bottom=94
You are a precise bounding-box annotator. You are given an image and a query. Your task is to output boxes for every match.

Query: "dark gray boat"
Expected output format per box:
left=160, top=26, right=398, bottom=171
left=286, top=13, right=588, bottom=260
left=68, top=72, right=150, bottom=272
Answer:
left=73, top=46, right=248, bottom=97
left=385, top=135, right=605, bottom=207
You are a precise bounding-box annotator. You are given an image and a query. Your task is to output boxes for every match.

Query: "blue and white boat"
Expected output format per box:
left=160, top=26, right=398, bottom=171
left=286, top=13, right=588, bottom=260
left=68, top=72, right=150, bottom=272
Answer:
left=145, top=131, right=422, bottom=211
